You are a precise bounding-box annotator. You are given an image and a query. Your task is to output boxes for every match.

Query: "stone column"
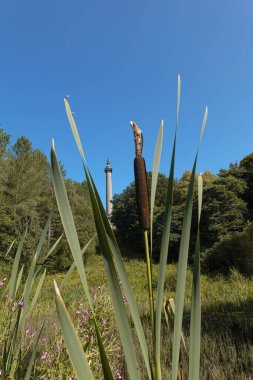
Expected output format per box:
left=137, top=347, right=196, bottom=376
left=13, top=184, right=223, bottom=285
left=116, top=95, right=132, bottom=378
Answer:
left=104, top=159, right=113, bottom=219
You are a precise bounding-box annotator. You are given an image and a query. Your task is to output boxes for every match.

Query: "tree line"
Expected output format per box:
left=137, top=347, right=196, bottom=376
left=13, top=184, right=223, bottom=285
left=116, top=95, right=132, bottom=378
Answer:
left=1, top=126, right=253, bottom=275
left=0, top=128, right=95, bottom=272
left=112, top=153, right=253, bottom=275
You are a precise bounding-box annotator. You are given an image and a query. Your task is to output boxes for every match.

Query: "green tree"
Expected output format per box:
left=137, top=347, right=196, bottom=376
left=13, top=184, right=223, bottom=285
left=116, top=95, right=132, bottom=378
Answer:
left=112, top=169, right=247, bottom=261
left=203, top=221, right=253, bottom=276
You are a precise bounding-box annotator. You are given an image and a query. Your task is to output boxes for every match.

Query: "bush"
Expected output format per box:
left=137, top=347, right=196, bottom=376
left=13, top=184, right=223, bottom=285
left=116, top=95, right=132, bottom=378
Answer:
left=203, top=222, right=253, bottom=276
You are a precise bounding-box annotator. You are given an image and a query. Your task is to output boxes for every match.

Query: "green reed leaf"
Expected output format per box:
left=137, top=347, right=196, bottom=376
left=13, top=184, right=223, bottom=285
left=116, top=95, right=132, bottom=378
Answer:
left=54, top=281, right=94, bottom=380
left=8, top=229, right=27, bottom=300
left=35, top=214, right=52, bottom=261
left=24, top=324, right=44, bottom=380
left=171, top=108, right=208, bottom=380
left=51, top=144, right=93, bottom=308
left=15, top=265, right=24, bottom=297
left=85, top=166, right=141, bottom=380
left=51, top=144, right=114, bottom=379
left=38, top=233, right=63, bottom=265
left=155, top=74, right=181, bottom=379
left=27, top=269, right=47, bottom=317
left=4, top=240, right=15, bottom=259
left=150, top=120, right=164, bottom=255
left=188, top=174, right=203, bottom=380
left=64, top=98, right=145, bottom=379
left=59, top=234, right=96, bottom=291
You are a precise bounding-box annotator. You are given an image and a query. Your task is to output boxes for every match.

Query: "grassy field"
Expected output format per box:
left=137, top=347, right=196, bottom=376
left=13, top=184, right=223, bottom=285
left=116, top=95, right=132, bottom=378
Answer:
left=1, top=254, right=253, bottom=379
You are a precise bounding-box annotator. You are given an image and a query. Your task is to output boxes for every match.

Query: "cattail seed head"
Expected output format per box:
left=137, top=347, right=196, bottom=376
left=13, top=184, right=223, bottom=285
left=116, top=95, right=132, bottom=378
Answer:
left=131, top=121, right=150, bottom=230
left=134, top=156, right=150, bottom=230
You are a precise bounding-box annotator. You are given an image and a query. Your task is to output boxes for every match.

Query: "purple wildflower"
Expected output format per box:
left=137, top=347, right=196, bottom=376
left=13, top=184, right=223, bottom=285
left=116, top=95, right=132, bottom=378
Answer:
left=18, top=299, right=24, bottom=307
left=116, top=370, right=123, bottom=379
left=41, top=351, right=48, bottom=360
left=82, top=315, right=87, bottom=324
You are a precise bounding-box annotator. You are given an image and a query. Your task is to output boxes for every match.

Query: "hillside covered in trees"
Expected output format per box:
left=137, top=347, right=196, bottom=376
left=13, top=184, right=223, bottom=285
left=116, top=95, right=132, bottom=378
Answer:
left=112, top=154, right=253, bottom=275
left=0, top=128, right=95, bottom=272
left=1, top=125, right=253, bottom=276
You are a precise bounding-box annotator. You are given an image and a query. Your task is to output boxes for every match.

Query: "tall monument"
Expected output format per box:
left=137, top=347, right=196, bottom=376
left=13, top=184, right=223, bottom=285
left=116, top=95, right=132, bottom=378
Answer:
left=104, top=159, right=113, bottom=219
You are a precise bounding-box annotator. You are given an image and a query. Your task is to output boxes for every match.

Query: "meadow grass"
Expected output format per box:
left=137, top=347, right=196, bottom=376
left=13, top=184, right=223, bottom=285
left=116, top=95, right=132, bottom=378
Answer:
left=1, top=254, right=251, bottom=379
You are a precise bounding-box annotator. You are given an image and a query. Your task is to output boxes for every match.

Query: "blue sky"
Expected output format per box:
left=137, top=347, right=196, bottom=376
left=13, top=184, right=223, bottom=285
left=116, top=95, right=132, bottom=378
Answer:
left=1, top=0, right=253, bottom=204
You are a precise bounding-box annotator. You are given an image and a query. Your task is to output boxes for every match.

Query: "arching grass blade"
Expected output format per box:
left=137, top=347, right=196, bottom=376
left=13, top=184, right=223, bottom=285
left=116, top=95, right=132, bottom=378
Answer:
left=8, top=229, right=27, bottom=300
left=171, top=107, right=208, bottom=380
left=54, top=281, right=94, bottom=380
left=155, top=74, right=181, bottom=379
left=59, top=234, right=96, bottom=291
left=64, top=98, right=151, bottom=380
left=188, top=174, right=203, bottom=380
left=150, top=120, right=164, bottom=255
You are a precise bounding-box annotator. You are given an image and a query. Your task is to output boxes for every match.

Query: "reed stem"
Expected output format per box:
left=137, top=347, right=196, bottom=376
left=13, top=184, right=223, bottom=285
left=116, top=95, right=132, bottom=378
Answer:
left=143, top=230, right=155, bottom=347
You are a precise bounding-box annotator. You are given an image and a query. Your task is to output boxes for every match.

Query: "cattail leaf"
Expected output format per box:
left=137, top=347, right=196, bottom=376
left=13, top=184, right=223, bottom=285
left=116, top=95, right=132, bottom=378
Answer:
left=155, top=75, right=180, bottom=378
left=27, top=269, right=47, bottom=317
left=51, top=145, right=93, bottom=309
left=177, top=74, right=181, bottom=126
left=24, top=324, right=44, bottom=380
left=4, top=240, right=15, bottom=259
left=38, top=233, right=63, bottom=265
left=51, top=144, right=114, bottom=379
left=35, top=214, right=52, bottom=261
left=64, top=98, right=86, bottom=163
left=171, top=110, right=207, bottom=380
left=8, top=229, right=27, bottom=300
left=20, top=254, right=37, bottom=331
left=54, top=281, right=94, bottom=380
left=198, top=107, right=208, bottom=147
left=15, top=265, right=24, bottom=297
left=150, top=120, right=163, bottom=254
left=85, top=166, right=141, bottom=380
left=92, top=180, right=152, bottom=380
left=20, top=215, right=51, bottom=330
left=65, top=99, right=152, bottom=379
left=188, top=174, right=203, bottom=380
left=59, top=234, right=96, bottom=291
left=90, top=169, right=152, bottom=379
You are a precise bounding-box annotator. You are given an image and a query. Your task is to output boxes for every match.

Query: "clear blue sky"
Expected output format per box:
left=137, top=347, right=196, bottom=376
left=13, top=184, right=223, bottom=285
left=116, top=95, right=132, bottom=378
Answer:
left=1, top=0, right=253, bottom=204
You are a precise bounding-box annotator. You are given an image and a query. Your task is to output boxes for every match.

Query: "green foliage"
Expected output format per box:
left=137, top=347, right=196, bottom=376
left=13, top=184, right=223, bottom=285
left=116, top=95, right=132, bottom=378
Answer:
left=0, top=217, right=60, bottom=379
left=0, top=129, right=95, bottom=271
left=112, top=169, right=248, bottom=262
left=203, top=221, right=253, bottom=276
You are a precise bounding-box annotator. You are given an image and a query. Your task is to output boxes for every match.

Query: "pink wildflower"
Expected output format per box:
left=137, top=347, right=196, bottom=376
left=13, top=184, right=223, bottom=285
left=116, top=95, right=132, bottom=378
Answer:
left=18, top=299, right=24, bottom=307
left=41, top=351, right=48, bottom=360
left=82, top=315, right=87, bottom=323
left=116, top=370, right=123, bottom=379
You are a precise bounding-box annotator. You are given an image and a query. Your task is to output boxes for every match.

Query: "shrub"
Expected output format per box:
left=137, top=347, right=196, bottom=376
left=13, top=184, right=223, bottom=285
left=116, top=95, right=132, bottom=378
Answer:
left=203, top=221, right=253, bottom=276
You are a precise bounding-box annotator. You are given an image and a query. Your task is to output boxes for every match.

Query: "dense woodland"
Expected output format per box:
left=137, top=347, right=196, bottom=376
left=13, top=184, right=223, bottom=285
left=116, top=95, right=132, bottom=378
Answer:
left=0, top=128, right=95, bottom=272
left=1, top=126, right=253, bottom=275
left=112, top=153, right=253, bottom=276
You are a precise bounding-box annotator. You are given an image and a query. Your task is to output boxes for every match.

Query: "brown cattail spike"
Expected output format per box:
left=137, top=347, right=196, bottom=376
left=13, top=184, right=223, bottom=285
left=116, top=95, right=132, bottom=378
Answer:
left=130, top=121, right=150, bottom=230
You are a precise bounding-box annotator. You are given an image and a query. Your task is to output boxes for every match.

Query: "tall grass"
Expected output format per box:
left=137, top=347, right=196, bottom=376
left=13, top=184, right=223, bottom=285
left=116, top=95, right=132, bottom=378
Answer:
left=0, top=217, right=61, bottom=379
left=50, top=76, right=208, bottom=379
